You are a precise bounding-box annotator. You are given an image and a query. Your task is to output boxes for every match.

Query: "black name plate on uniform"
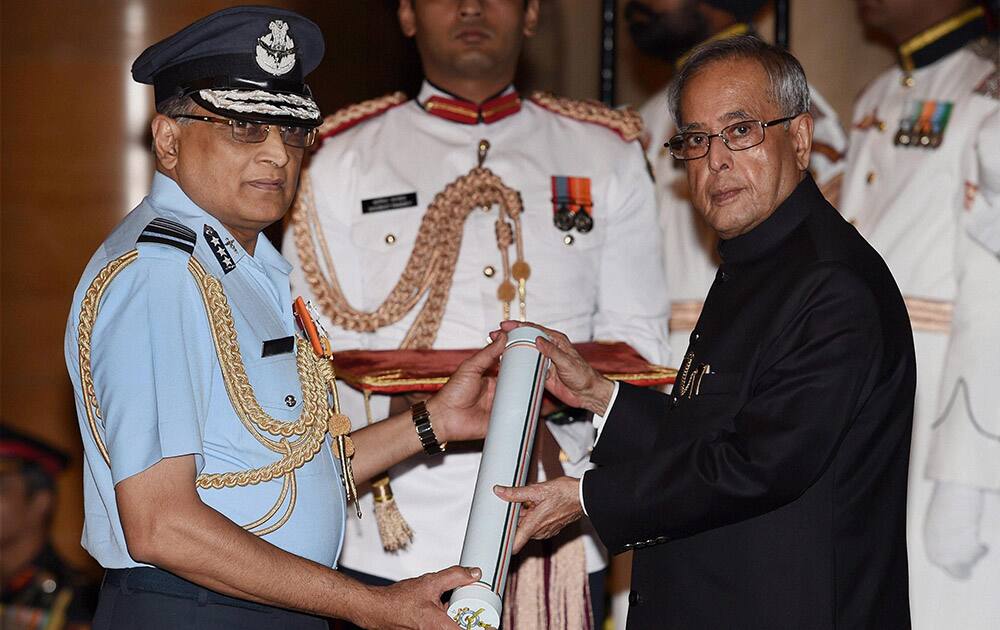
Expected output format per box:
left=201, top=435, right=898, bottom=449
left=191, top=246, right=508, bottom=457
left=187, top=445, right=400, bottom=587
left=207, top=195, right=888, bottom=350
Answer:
left=262, top=336, right=295, bottom=357
left=361, top=193, right=418, bottom=214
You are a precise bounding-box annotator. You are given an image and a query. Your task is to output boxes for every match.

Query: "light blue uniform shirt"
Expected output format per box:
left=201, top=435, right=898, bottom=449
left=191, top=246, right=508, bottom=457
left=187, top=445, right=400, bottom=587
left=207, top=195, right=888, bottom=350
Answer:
left=65, top=172, right=346, bottom=569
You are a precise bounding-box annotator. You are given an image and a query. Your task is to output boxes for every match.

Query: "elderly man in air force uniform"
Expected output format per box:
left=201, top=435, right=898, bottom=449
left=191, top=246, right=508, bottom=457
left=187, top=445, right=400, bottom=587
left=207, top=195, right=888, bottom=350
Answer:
left=64, top=7, right=502, bottom=629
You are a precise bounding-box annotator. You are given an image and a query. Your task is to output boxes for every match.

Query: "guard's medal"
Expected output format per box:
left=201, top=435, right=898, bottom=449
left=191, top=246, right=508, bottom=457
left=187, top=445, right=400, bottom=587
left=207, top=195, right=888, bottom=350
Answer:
left=551, top=175, right=594, bottom=233
left=554, top=204, right=575, bottom=231
left=895, top=99, right=953, bottom=149
left=894, top=120, right=914, bottom=147
left=574, top=206, right=594, bottom=233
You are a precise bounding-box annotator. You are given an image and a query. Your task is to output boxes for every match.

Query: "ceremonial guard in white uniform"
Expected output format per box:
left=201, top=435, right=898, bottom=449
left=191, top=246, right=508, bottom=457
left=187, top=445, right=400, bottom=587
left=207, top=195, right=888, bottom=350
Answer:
left=626, top=0, right=848, bottom=355
left=287, top=79, right=668, bottom=625
left=839, top=4, right=999, bottom=628
left=283, top=0, right=668, bottom=629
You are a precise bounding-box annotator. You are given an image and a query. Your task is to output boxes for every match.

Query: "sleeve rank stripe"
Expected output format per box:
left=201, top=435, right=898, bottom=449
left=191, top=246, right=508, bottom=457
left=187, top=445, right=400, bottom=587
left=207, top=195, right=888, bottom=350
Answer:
left=136, top=233, right=196, bottom=254
left=143, top=223, right=196, bottom=241
left=148, top=217, right=196, bottom=241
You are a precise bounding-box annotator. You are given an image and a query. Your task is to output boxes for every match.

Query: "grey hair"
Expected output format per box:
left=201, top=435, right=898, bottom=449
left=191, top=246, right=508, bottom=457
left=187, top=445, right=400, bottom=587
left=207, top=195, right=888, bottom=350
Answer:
left=151, top=95, right=198, bottom=153
left=156, top=94, right=198, bottom=119
left=668, top=35, right=811, bottom=126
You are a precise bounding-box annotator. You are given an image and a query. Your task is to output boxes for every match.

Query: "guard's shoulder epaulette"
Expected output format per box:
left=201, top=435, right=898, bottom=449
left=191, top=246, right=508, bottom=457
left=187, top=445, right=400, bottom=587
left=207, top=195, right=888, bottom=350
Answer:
left=968, top=36, right=998, bottom=64
left=970, top=39, right=998, bottom=100
left=974, top=68, right=999, bottom=100
left=136, top=217, right=196, bottom=254
left=528, top=92, right=644, bottom=142
left=317, top=92, right=409, bottom=144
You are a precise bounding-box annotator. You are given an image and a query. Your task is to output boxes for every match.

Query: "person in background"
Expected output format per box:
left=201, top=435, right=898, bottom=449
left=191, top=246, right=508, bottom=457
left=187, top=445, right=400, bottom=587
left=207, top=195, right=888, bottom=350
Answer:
left=1, top=425, right=99, bottom=630
left=285, top=1, right=668, bottom=627
left=841, top=1, right=999, bottom=627
left=625, top=0, right=847, bottom=355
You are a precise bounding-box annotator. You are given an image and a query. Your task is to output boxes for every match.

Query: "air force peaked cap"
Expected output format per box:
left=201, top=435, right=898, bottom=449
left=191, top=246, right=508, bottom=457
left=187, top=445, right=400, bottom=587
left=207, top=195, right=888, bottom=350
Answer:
left=132, top=6, right=324, bottom=128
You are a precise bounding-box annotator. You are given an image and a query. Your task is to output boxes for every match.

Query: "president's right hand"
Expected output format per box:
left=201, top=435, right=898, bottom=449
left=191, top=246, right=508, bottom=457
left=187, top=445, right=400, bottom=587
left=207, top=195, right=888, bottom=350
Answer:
left=357, top=565, right=481, bottom=629
left=493, top=321, right=615, bottom=416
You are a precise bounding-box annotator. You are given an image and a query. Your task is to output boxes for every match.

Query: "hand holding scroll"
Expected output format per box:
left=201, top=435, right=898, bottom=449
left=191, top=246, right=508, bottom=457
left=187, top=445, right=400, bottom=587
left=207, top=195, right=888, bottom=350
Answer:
left=493, top=477, right=584, bottom=553
left=425, top=331, right=506, bottom=444
left=493, top=321, right=615, bottom=416
left=358, top=566, right=483, bottom=629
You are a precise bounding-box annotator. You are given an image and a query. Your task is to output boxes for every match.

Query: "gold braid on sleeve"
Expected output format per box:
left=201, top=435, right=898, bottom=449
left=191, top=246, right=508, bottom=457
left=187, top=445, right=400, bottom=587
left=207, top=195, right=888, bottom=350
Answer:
left=76, top=251, right=353, bottom=536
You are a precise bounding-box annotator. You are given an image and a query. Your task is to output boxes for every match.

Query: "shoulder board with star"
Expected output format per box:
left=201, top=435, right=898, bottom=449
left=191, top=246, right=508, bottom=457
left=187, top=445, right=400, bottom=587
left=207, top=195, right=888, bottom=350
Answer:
left=136, top=217, right=196, bottom=255
left=316, top=92, right=409, bottom=144
left=528, top=92, right=644, bottom=142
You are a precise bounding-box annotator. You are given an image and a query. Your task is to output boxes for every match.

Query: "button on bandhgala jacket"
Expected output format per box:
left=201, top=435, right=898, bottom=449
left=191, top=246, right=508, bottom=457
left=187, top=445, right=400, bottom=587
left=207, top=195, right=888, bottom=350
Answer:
left=583, top=176, right=915, bottom=629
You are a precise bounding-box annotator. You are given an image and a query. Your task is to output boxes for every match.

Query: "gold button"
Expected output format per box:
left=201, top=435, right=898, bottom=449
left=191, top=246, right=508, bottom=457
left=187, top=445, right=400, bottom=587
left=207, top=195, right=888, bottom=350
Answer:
left=384, top=234, right=396, bottom=245
left=866, top=171, right=876, bottom=184
left=902, top=75, right=915, bottom=88
left=483, top=265, right=495, bottom=278
left=564, top=234, right=575, bottom=246
left=877, top=121, right=886, bottom=132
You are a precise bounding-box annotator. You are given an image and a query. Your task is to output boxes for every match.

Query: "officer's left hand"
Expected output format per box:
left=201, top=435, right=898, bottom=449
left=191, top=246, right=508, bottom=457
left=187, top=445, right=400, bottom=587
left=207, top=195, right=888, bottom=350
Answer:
left=494, top=476, right=584, bottom=554
left=425, top=332, right=506, bottom=443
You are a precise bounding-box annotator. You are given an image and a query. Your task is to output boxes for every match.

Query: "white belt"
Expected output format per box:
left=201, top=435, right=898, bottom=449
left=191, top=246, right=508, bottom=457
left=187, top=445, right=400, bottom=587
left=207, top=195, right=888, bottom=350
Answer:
left=904, top=296, right=953, bottom=333
left=668, top=300, right=703, bottom=333
left=669, top=296, right=953, bottom=334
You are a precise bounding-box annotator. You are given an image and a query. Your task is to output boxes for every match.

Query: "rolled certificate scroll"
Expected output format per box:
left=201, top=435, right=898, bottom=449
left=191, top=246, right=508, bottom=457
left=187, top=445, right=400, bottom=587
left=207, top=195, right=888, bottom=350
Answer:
left=448, top=327, right=550, bottom=630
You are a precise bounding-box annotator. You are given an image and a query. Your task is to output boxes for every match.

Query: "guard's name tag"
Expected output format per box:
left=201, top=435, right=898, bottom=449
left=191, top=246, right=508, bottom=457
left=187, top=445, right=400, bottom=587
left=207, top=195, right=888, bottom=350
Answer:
left=262, top=336, right=295, bottom=357
left=361, top=192, right=418, bottom=214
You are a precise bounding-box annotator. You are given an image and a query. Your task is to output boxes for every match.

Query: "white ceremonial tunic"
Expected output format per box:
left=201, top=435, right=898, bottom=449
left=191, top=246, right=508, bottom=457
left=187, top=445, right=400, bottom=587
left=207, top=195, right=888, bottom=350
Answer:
left=285, top=82, right=670, bottom=581
left=639, top=85, right=847, bottom=356
left=839, top=32, right=999, bottom=630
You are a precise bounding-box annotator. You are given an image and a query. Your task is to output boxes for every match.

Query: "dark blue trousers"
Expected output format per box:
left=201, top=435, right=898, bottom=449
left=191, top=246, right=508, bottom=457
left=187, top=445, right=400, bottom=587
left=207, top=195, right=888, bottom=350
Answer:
left=92, top=568, right=327, bottom=630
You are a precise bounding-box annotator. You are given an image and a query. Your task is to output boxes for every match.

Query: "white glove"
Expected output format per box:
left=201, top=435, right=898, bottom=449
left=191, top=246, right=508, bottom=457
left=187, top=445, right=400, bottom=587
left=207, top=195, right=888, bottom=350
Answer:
left=924, top=481, right=989, bottom=579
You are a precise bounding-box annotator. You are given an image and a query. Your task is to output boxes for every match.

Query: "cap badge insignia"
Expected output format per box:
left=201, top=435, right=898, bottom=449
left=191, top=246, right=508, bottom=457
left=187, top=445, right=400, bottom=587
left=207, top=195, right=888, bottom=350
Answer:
left=256, top=20, right=296, bottom=76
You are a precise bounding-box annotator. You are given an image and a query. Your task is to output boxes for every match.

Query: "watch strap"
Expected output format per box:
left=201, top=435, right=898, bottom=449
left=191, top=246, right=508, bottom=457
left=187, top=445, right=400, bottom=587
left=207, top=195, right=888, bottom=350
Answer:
left=411, top=401, right=445, bottom=456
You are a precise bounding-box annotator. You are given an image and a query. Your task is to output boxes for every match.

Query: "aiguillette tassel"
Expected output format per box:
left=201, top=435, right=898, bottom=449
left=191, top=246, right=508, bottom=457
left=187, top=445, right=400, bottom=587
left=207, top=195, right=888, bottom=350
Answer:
left=372, top=473, right=413, bottom=551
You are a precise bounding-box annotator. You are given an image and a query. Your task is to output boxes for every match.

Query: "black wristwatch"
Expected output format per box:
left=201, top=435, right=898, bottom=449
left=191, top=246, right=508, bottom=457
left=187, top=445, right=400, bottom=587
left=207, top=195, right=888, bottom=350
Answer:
left=411, top=401, right=445, bottom=456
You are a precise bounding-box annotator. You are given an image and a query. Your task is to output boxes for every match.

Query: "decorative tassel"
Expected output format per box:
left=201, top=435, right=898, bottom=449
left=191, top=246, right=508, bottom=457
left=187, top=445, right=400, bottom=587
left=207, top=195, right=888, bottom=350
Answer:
left=503, top=534, right=591, bottom=630
left=503, top=427, right=593, bottom=629
left=372, top=473, right=413, bottom=551
left=364, top=390, right=415, bottom=552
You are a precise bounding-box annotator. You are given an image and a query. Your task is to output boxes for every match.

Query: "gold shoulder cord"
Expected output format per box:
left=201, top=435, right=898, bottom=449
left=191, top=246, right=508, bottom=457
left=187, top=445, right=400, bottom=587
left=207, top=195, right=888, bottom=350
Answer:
left=77, top=251, right=355, bottom=536
left=292, top=139, right=528, bottom=349
left=292, top=139, right=527, bottom=551
left=528, top=92, right=644, bottom=142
